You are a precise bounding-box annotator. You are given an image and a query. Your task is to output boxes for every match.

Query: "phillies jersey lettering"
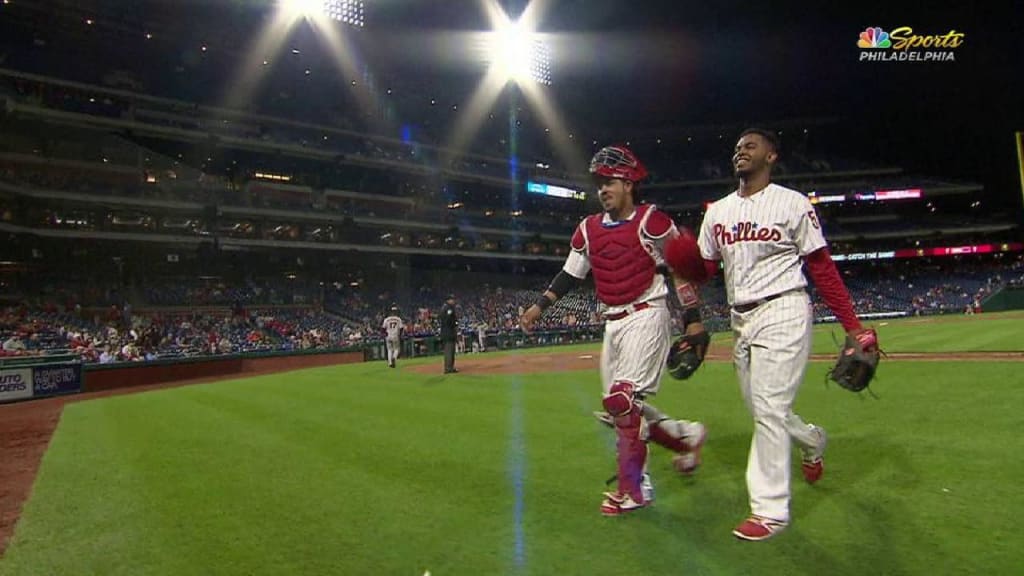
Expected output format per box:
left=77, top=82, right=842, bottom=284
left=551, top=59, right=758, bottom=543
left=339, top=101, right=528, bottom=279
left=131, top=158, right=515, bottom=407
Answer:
left=698, top=184, right=826, bottom=306
left=714, top=222, right=784, bottom=245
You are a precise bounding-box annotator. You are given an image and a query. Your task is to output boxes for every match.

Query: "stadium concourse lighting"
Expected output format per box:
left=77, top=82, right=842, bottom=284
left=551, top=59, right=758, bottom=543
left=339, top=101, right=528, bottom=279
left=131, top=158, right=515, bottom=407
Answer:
left=490, top=18, right=551, bottom=86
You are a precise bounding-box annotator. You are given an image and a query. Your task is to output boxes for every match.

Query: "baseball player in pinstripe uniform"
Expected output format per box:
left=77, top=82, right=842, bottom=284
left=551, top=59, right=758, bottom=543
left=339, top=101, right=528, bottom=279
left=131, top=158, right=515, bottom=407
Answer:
left=520, top=145, right=708, bottom=516
left=382, top=306, right=404, bottom=368
left=679, top=128, right=879, bottom=540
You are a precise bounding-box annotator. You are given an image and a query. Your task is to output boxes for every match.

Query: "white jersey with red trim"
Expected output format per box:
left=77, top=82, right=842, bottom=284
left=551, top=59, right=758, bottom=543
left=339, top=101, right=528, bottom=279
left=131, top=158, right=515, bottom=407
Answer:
left=697, top=183, right=826, bottom=307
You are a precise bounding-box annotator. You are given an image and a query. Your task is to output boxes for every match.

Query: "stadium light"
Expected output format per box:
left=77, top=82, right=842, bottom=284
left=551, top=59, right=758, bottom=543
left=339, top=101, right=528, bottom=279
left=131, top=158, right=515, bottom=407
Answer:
left=282, top=0, right=321, bottom=18
left=323, top=0, right=365, bottom=28
left=489, top=18, right=551, bottom=85
left=281, top=0, right=364, bottom=28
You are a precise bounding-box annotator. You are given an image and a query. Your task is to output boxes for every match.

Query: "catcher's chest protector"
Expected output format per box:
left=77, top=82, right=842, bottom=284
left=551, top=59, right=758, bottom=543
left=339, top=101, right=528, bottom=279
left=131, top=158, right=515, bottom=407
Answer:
left=587, top=206, right=656, bottom=306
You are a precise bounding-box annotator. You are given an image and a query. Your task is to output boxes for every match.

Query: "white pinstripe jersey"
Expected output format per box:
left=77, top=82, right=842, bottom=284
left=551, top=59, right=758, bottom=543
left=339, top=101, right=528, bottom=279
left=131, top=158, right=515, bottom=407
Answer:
left=697, top=183, right=827, bottom=307
left=382, top=316, right=403, bottom=340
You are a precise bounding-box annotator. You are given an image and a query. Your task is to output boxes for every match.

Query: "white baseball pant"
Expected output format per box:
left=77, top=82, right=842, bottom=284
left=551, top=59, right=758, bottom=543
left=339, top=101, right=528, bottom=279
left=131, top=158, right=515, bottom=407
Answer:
left=600, top=303, right=671, bottom=395
left=731, top=290, right=823, bottom=522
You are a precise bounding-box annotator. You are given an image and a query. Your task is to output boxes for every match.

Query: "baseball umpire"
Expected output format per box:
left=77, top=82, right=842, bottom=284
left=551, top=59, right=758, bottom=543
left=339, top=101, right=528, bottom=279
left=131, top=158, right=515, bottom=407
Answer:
left=440, top=294, right=458, bottom=374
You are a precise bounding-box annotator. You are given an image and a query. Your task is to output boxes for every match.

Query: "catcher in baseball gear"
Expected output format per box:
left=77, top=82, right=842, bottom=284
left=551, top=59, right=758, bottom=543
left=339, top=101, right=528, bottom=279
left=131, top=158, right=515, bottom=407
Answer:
left=666, top=330, right=710, bottom=380
left=827, top=329, right=881, bottom=393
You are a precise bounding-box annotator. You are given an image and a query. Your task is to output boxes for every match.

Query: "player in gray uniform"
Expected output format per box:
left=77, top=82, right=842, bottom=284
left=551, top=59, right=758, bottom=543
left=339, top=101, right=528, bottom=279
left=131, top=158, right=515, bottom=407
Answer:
left=381, top=306, right=404, bottom=368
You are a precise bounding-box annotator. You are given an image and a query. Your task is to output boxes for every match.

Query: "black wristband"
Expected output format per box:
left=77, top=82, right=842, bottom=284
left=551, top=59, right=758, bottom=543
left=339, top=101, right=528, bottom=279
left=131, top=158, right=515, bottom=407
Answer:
left=535, top=295, right=553, bottom=311
left=547, top=270, right=577, bottom=299
left=682, top=306, right=702, bottom=328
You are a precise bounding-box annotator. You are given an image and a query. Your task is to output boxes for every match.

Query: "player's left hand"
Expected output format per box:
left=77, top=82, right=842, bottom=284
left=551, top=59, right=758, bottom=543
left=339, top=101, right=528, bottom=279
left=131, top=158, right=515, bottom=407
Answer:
left=829, top=327, right=881, bottom=393
left=847, top=327, right=879, bottom=352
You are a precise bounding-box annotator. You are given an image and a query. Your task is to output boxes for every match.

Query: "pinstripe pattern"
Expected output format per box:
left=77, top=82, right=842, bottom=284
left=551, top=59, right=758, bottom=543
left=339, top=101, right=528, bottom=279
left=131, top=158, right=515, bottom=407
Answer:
left=731, top=292, right=819, bottom=521
left=699, top=183, right=829, bottom=523
left=599, top=304, right=671, bottom=395
left=698, top=184, right=826, bottom=306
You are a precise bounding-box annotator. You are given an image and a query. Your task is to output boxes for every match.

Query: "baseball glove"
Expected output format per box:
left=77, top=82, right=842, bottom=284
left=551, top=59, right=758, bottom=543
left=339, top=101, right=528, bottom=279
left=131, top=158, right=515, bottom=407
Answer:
left=827, top=329, right=881, bottom=393
left=666, top=331, right=710, bottom=380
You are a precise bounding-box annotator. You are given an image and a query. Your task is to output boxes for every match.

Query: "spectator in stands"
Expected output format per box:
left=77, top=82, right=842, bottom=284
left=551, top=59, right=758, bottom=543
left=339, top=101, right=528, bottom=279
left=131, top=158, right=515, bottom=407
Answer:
left=99, top=346, right=115, bottom=364
left=2, top=334, right=25, bottom=353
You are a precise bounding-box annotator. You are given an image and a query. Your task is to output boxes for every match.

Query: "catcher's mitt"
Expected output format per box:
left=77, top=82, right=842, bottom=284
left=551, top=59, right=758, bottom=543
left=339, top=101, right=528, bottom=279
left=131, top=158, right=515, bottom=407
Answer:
left=666, top=331, right=710, bottom=380
left=827, top=329, right=881, bottom=393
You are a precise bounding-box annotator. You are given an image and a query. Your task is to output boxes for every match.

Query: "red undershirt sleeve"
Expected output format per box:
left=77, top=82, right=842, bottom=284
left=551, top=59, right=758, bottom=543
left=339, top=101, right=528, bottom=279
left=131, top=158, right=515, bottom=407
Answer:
left=804, top=247, right=862, bottom=332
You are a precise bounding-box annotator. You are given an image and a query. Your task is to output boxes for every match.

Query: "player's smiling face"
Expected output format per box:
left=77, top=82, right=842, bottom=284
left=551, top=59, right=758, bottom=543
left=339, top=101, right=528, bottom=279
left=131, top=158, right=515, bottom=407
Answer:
left=733, top=134, right=776, bottom=177
left=595, top=176, right=633, bottom=215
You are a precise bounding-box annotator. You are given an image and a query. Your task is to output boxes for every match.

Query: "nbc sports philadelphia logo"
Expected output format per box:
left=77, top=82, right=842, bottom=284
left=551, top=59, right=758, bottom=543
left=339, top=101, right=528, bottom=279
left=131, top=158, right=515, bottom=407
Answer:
left=857, top=26, right=965, bottom=62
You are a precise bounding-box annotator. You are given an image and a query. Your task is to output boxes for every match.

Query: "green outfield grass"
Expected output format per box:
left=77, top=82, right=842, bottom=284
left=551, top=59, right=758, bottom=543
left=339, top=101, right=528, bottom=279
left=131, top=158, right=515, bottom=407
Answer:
left=711, top=310, right=1024, bottom=355
left=1, top=313, right=1022, bottom=575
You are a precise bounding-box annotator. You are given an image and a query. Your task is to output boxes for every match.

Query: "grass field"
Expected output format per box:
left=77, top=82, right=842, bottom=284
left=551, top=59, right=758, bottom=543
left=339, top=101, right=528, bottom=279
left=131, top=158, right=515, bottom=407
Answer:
left=2, top=313, right=1022, bottom=575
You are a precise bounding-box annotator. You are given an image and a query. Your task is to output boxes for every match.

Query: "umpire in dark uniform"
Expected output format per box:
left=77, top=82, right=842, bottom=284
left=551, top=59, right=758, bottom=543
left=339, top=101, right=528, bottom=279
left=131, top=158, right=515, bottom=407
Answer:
left=440, top=294, right=458, bottom=373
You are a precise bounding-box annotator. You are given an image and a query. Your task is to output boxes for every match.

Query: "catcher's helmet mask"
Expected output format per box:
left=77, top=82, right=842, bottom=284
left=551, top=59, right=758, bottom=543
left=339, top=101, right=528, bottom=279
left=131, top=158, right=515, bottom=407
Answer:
left=589, top=145, right=649, bottom=183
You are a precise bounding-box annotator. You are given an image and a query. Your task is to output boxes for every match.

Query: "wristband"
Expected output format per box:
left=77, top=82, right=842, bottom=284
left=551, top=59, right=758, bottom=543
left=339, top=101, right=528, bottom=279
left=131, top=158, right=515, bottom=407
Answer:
left=535, top=295, right=553, bottom=311
left=676, top=282, right=700, bottom=309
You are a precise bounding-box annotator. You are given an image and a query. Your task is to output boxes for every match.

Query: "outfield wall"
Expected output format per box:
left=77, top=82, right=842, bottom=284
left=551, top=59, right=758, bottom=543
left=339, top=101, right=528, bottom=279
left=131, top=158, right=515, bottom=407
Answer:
left=981, top=286, right=1024, bottom=312
left=83, top=350, right=364, bottom=393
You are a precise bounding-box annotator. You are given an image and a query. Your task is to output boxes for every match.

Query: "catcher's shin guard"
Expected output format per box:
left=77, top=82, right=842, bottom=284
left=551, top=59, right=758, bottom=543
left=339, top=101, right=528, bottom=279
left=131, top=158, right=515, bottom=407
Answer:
left=647, top=418, right=704, bottom=453
left=648, top=419, right=690, bottom=453
left=602, top=381, right=648, bottom=503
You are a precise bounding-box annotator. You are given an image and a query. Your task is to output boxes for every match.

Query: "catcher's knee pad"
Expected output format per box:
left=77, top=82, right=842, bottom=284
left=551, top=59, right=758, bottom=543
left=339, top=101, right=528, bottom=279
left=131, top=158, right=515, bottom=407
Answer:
left=603, top=380, right=638, bottom=417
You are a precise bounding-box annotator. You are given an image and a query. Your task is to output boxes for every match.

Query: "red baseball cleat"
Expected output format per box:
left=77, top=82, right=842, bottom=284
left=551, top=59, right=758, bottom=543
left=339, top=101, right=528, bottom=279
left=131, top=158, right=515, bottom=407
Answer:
left=600, top=492, right=647, bottom=516
left=671, top=422, right=706, bottom=475
left=802, top=459, right=823, bottom=484
left=801, top=425, right=827, bottom=484
left=732, top=516, right=788, bottom=541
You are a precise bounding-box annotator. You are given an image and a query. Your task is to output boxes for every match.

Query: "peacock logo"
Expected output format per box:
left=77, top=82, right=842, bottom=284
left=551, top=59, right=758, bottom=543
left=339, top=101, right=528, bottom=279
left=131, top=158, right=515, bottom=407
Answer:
left=858, top=27, right=891, bottom=48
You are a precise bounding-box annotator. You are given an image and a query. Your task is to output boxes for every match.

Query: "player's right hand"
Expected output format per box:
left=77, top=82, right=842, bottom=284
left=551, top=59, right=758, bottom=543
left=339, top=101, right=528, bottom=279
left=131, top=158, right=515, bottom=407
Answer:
left=519, top=305, right=542, bottom=333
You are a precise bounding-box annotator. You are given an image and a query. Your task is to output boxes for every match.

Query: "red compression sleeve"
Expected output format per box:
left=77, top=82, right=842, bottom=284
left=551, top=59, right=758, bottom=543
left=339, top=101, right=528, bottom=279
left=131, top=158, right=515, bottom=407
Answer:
left=804, top=248, right=862, bottom=332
